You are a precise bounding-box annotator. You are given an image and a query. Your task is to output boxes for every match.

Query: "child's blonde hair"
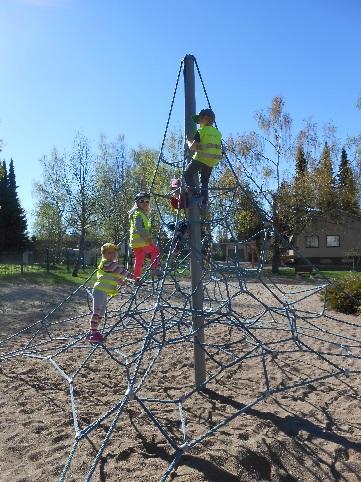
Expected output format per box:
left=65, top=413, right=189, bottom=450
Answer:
left=101, top=243, right=118, bottom=258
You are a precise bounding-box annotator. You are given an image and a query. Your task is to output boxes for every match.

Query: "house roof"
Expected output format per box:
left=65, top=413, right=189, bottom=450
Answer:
left=308, top=208, right=361, bottom=221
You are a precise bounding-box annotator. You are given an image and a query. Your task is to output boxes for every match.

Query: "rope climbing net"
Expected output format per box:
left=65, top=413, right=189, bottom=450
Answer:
left=0, top=56, right=361, bottom=482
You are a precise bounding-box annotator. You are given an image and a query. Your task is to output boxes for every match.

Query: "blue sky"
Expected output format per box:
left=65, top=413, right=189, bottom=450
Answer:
left=1, top=0, right=360, bottom=231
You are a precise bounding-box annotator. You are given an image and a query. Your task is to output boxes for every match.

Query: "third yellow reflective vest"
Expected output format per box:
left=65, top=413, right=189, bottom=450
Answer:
left=193, top=125, right=222, bottom=167
left=129, top=209, right=151, bottom=248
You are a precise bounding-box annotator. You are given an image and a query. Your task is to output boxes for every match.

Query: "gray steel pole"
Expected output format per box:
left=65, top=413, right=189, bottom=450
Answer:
left=183, top=54, right=206, bottom=387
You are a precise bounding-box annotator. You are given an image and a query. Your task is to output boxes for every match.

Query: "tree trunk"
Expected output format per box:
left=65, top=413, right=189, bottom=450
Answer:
left=72, top=229, right=85, bottom=277
left=271, top=194, right=281, bottom=274
left=271, top=235, right=281, bottom=274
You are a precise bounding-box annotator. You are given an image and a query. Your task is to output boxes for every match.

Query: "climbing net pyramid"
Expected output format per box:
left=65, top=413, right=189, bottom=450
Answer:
left=1, top=56, right=361, bottom=481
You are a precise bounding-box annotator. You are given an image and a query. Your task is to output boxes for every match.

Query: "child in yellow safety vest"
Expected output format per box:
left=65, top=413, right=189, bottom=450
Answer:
left=88, top=243, right=135, bottom=343
left=185, top=108, right=222, bottom=208
left=128, top=192, right=162, bottom=283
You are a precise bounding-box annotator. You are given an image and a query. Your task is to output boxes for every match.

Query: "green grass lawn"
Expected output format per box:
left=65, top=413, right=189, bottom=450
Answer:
left=313, top=270, right=361, bottom=280
left=1, top=261, right=360, bottom=286
left=263, top=267, right=361, bottom=280
left=0, top=265, right=97, bottom=285
left=265, top=267, right=296, bottom=277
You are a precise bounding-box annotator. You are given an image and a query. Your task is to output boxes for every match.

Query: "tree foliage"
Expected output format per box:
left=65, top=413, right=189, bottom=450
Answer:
left=33, top=149, right=68, bottom=259
left=336, top=147, right=359, bottom=214
left=224, top=97, right=358, bottom=272
left=295, top=144, right=307, bottom=177
left=31, top=96, right=361, bottom=275
left=315, top=142, right=337, bottom=212
left=33, top=134, right=175, bottom=275
left=65, top=134, right=98, bottom=276
left=0, top=159, right=28, bottom=251
left=227, top=96, right=294, bottom=272
left=211, top=164, right=263, bottom=241
left=95, top=135, right=133, bottom=244
left=34, top=135, right=98, bottom=276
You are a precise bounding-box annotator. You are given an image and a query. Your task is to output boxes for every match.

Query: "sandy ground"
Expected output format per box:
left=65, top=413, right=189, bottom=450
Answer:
left=0, top=276, right=361, bottom=482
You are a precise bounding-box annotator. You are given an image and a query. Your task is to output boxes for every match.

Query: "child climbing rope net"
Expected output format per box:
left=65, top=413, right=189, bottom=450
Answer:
left=0, top=55, right=360, bottom=482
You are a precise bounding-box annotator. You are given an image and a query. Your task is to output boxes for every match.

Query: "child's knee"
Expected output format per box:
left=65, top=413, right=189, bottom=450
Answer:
left=91, top=314, right=102, bottom=322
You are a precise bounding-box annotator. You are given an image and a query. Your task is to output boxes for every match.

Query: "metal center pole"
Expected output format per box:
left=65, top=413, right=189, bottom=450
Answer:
left=183, top=54, right=206, bottom=387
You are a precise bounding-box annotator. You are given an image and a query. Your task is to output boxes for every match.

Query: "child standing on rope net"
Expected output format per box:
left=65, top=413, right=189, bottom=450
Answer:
left=169, top=177, right=188, bottom=210
left=88, top=243, right=135, bottom=343
left=129, top=192, right=162, bottom=285
left=168, top=178, right=189, bottom=253
left=185, top=108, right=222, bottom=208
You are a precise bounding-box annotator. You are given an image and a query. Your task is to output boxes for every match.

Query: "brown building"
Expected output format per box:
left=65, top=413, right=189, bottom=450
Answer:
left=292, top=211, right=361, bottom=271
left=218, top=240, right=260, bottom=266
left=219, top=241, right=248, bottom=261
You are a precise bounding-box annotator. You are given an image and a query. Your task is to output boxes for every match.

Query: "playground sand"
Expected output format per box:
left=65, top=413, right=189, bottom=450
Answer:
left=0, top=278, right=361, bottom=482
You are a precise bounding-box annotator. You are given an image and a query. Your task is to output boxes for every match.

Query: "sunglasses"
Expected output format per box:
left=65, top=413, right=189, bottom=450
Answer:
left=139, top=199, right=150, bottom=204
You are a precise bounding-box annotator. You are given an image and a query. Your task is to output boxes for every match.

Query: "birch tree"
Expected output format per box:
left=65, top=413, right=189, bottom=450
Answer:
left=65, top=134, right=98, bottom=277
left=33, top=149, right=68, bottom=259
left=95, top=135, right=133, bottom=243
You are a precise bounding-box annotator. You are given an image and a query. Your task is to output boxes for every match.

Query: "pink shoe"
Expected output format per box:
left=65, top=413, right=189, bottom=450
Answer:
left=88, top=331, right=104, bottom=343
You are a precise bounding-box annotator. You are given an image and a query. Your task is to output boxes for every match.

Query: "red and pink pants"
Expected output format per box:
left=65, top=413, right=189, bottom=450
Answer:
left=132, top=244, right=160, bottom=279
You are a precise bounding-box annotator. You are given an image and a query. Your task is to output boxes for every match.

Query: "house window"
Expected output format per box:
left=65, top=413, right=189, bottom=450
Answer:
left=326, top=235, right=340, bottom=247
left=305, top=235, right=319, bottom=248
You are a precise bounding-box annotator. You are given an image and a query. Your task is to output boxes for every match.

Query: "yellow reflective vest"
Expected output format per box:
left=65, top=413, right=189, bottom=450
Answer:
left=129, top=209, right=151, bottom=248
left=94, top=259, right=123, bottom=296
left=193, top=125, right=222, bottom=167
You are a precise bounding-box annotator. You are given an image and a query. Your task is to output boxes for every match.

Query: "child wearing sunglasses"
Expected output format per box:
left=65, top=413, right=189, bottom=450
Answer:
left=129, top=192, right=162, bottom=283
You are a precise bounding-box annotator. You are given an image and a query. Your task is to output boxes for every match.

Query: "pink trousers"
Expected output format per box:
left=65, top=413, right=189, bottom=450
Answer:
left=132, top=244, right=160, bottom=279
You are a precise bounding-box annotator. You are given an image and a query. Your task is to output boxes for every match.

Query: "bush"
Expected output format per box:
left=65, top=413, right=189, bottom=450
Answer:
left=326, top=275, right=361, bottom=314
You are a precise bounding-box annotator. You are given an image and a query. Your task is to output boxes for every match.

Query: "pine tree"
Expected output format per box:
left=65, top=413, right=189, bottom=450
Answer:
left=290, top=144, right=315, bottom=235
left=337, top=147, right=359, bottom=214
left=2, top=159, right=28, bottom=251
left=295, top=144, right=307, bottom=177
left=0, top=161, right=8, bottom=251
left=316, top=142, right=337, bottom=212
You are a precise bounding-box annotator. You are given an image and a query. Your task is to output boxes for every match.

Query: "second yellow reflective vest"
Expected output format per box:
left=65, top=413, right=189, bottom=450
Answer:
left=129, top=209, right=151, bottom=249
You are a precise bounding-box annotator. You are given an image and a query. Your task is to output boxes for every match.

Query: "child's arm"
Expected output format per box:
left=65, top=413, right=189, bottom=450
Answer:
left=187, top=139, right=198, bottom=151
left=103, top=261, right=136, bottom=281
left=187, top=130, right=201, bottom=151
